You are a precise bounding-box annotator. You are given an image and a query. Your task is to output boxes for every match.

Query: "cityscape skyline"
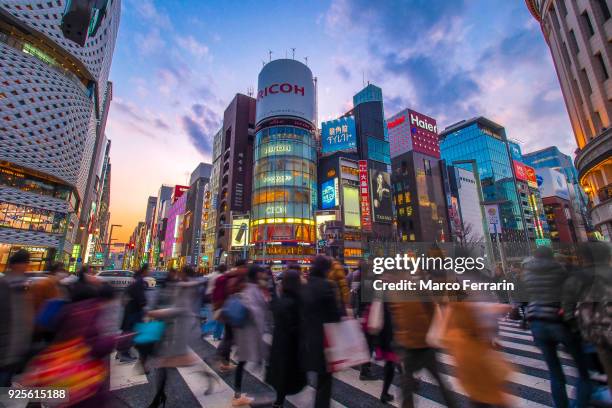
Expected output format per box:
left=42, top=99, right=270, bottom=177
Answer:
left=107, top=0, right=576, bottom=242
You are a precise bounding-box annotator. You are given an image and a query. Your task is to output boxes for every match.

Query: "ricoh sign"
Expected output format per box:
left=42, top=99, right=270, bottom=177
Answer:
left=256, top=59, right=315, bottom=125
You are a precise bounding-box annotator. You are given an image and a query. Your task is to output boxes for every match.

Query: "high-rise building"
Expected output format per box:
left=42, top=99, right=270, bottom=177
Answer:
left=150, top=185, right=173, bottom=268
left=183, top=163, right=211, bottom=266
left=251, top=59, right=317, bottom=266
left=0, top=0, right=121, bottom=270
left=214, top=94, right=256, bottom=264
left=536, top=167, right=580, bottom=244
left=204, top=129, right=223, bottom=266
left=439, top=117, right=537, bottom=257
left=526, top=0, right=612, bottom=240
left=523, top=146, right=590, bottom=241
left=387, top=108, right=448, bottom=243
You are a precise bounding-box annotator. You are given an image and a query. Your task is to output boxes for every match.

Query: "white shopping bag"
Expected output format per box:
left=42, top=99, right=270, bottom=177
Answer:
left=324, top=319, right=370, bottom=372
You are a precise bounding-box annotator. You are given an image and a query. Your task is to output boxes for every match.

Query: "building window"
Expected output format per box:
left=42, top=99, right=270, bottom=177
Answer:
left=595, top=52, right=609, bottom=80
left=581, top=68, right=593, bottom=94
left=596, top=0, right=611, bottom=21
left=569, top=29, right=580, bottom=54
left=557, top=0, right=568, bottom=16
left=582, top=11, right=595, bottom=36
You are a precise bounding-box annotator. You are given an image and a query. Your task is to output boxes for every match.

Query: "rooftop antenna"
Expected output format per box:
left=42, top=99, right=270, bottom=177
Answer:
left=291, top=48, right=295, bottom=59
left=247, top=86, right=253, bottom=97
left=304, top=56, right=308, bottom=66
left=268, top=50, right=273, bottom=62
left=285, top=49, right=287, bottom=58
left=262, top=60, right=265, bottom=67
left=362, top=71, right=365, bottom=87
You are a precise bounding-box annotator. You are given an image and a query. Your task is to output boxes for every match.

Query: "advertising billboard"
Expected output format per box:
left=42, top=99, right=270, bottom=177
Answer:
left=513, top=160, right=527, bottom=182
left=387, top=108, right=439, bottom=158
left=484, top=204, right=502, bottom=234
left=321, top=116, right=357, bottom=155
left=231, top=216, right=249, bottom=249
left=342, top=185, right=360, bottom=227
left=358, top=160, right=372, bottom=231
left=536, top=168, right=570, bottom=200
left=321, top=178, right=339, bottom=209
left=315, top=212, right=337, bottom=240
left=370, top=169, right=393, bottom=223
left=525, top=164, right=538, bottom=188
left=172, top=185, right=189, bottom=203
left=509, top=142, right=523, bottom=161
left=256, top=59, right=315, bottom=125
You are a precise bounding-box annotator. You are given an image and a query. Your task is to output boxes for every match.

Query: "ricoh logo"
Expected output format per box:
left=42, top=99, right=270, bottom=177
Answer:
left=410, top=113, right=437, bottom=133
left=257, top=83, right=305, bottom=99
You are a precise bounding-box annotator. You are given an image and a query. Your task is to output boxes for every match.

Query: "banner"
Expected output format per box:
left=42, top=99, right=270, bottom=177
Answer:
left=231, top=216, right=249, bottom=249
left=484, top=204, right=501, bottom=234
left=370, top=169, right=393, bottom=223
left=358, top=160, right=372, bottom=231
left=321, top=116, right=357, bottom=155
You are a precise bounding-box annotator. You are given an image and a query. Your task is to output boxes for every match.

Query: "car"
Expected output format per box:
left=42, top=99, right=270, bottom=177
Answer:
left=150, top=270, right=169, bottom=287
left=95, top=270, right=156, bottom=290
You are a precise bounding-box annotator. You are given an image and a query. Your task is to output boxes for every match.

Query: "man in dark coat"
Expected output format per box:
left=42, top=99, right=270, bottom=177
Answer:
left=522, top=247, right=591, bottom=408
left=300, top=256, right=340, bottom=408
left=266, top=266, right=306, bottom=407
left=118, top=264, right=149, bottom=362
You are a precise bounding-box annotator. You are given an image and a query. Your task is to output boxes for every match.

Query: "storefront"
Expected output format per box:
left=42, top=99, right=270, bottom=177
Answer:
left=0, top=243, right=54, bottom=272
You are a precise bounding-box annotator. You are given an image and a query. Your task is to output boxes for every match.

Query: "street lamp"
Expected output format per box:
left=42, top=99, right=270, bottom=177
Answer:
left=104, top=224, right=122, bottom=268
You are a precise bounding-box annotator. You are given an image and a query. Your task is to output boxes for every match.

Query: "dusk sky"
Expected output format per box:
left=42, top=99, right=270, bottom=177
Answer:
left=107, top=0, right=575, bottom=243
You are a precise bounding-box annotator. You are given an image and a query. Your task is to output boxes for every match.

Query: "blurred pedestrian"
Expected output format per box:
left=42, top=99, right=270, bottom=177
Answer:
left=0, top=249, right=33, bottom=387
left=328, top=260, right=350, bottom=316
left=266, top=265, right=307, bottom=407
left=202, top=264, right=226, bottom=340
left=522, top=246, right=591, bottom=408
left=21, top=266, right=117, bottom=407
left=231, top=264, right=270, bottom=406
left=389, top=269, right=457, bottom=408
left=117, top=264, right=149, bottom=363
left=146, top=265, right=204, bottom=408
left=29, top=261, right=67, bottom=314
left=214, top=259, right=248, bottom=372
left=574, top=242, right=612, bottom=394
left=300, top=255, right=341, bottom=408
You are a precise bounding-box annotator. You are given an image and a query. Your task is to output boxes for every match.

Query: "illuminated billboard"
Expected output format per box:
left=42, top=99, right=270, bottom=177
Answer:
left=343, top=185, right=360, bottom=227
left=231, top=216, right=250, bottom=249
left=321, top=178, right=339, bottom=210
left=536, top=168, right=570, bottom=200
left=256, top=59, right=315, bottom=125
left=513, top=160, right=527, bottom=182
left=316, top=212, right=337, bottom=240
left=525, top=164, right=538, bottom=188
left=321, top=116, right=357, bottom=155
left=387, top=108, right=439, bottom=158
left=370, top=169, right=393, bottom=223
left=358, top=160, right=372, bottom=231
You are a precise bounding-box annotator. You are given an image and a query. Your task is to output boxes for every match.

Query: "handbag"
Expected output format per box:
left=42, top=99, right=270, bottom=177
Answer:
left=324, top=319, right=370, bottom=372
left=35, top=298, right=68, bottom=330
left=133, top=320, right=166, bottom=345
left=21, top=337, right=107, bottom=407
left=222, top=294, right=249, bottom=327
left=366, top=300, right=383, bottom=335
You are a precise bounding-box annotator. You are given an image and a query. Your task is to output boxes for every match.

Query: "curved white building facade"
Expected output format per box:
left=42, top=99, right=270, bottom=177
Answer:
left=0, top=0, right=120, bottom=269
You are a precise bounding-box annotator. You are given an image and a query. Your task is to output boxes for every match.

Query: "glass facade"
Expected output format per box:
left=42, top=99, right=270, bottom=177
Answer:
left=251, top=125, right=317, bottom=253
left=440, top=122, right=525, bottom=239
left=0, top=166, right=78, bottom=209
left=367, top=136, right=391, bottom=165
left=0, top=201, right=67, bottom=234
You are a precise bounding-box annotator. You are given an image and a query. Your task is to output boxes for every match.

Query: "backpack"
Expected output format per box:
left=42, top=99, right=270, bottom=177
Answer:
left=577, top=275, right=612, bottom=348
left=36, top=299, right=68, bottom=331
left=222, top=294, right=249, bottom=327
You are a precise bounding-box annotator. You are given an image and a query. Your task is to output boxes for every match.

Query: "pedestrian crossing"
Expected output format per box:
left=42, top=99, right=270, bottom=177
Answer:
left=109, top=318, right=594, bottom=407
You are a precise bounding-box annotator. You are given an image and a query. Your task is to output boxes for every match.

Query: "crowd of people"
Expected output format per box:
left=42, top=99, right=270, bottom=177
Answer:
left=0, top=241, right=610, bottom=408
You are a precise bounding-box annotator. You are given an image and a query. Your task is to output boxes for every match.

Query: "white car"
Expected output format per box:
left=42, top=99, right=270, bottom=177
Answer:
left=95, top=270, right=156, bottom=290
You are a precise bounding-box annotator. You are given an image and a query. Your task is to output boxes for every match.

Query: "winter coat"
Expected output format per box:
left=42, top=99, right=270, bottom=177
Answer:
left=120, top=277, right=147, bottom=332
left=573, top=265, right=612, bottom=349
left=521, top=257, right=568, bottom=322
left=442, top=302, right=513, bottom=406
left=300, top=276, right=341, bottom=373
left=328, top=262, right=350, bottom=310
left=266, top=293, right=307, bottom=396
left=0, top=275, right=33, bottom=368
left=389, top=301, right=434, bottom=349
left=234, top=283, right=269, bottom=363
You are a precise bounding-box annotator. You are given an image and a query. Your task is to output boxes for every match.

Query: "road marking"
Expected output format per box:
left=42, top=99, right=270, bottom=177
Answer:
left=110, top=351, right=149, bottom=391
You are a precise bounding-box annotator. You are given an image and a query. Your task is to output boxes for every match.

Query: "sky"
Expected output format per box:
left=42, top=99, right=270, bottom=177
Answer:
left=106, top=0, right=576, bottom=243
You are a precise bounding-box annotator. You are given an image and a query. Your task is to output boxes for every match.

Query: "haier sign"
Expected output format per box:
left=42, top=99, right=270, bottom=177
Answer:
left=256, top=59, right=315, bottom=125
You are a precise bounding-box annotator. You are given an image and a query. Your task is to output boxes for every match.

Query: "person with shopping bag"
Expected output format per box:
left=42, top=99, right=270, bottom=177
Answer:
left=20, top=267, right=117, bottom=407
left=388, top=268, right=458, bottom=408
left=301, top=255, right=342, bottom=408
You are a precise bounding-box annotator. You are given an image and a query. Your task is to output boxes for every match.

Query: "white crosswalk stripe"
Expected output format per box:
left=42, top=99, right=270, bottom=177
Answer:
left=110, top=318, right=594, bottom=407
